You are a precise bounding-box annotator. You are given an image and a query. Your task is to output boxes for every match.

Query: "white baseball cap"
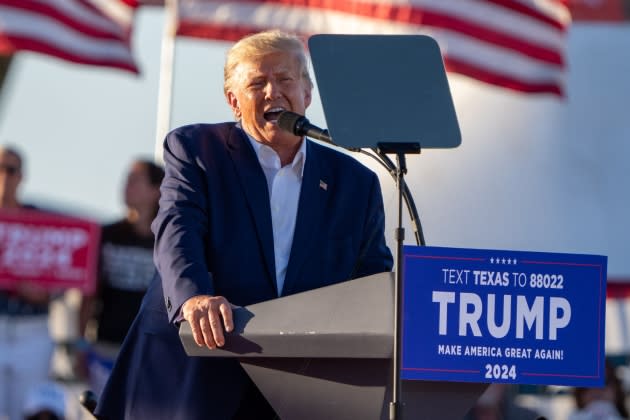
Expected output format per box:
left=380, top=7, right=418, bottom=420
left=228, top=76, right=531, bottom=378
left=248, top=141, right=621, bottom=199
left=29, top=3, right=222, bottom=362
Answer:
left=22, top=382, right=66, bottom=418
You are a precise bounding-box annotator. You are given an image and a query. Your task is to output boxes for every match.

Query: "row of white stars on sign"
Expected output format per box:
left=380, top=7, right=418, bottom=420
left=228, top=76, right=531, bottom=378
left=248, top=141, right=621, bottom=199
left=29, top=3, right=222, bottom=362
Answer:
left=490, top=257, right=518, bottom=265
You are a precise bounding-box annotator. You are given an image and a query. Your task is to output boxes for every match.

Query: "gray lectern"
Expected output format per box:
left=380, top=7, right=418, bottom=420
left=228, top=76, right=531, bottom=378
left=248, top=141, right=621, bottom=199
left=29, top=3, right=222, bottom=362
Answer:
left=179, top=273, right=487, bottom=419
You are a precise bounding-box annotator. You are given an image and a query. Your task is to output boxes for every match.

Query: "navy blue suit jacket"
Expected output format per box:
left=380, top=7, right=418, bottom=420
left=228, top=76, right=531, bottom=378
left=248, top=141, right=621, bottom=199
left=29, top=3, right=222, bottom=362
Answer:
left=96, top=123, right=393, bottom=420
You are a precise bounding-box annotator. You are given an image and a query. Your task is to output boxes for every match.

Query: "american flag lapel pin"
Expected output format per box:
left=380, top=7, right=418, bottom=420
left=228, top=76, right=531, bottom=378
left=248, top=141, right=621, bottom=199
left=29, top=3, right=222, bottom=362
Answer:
left=319, top=179, right=328, bottom=191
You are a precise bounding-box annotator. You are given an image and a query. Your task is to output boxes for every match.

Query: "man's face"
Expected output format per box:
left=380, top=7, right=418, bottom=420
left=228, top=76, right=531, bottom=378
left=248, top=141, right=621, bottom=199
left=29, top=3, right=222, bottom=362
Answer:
left=0, top=151, right=22, bottom=206
left=226, top=51, right=312, bottom=149
left=124, top=162, right=159, bottom=210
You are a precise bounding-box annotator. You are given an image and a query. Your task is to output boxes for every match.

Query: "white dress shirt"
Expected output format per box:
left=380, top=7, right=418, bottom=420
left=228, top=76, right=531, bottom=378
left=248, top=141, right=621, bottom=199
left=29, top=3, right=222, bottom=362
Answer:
left=246, top=134, right=306, bottom=295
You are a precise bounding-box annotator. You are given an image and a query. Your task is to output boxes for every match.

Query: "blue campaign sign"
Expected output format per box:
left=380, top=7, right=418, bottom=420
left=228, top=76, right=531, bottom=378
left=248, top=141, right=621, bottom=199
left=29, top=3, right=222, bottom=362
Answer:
left=401, top=245, right=607, bottom=387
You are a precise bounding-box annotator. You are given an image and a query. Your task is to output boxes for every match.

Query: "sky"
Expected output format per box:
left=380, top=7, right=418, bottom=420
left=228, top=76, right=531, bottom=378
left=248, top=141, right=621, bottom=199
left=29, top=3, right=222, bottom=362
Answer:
left=1, top=7, right=630, bottom=282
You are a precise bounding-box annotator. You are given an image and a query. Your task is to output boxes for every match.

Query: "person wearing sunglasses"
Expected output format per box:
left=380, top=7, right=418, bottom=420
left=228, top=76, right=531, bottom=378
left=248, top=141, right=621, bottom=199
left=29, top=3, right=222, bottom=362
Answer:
left=0, top=145, right=55, bottom=420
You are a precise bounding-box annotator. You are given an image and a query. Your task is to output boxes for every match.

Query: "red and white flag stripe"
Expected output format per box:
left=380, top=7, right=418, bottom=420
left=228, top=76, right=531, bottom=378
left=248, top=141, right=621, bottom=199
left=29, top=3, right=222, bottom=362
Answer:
left=177, top=0, right=571, bottom=95
left=0, top=0, right=138, bottom=73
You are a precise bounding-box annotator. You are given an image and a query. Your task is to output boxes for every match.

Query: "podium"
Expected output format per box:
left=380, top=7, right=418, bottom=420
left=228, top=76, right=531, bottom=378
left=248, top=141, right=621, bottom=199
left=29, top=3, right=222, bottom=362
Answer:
left=179, top=273, right=488, bottom=419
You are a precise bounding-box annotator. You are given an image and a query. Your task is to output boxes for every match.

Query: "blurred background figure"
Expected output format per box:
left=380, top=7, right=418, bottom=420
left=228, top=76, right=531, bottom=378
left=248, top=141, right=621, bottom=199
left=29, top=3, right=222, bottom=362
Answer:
left=464, top=383, right=541, bottom=420
left=79, top=158, right=164, bottom=397
left=569, top=362, right=629, bottom=420
left=0, top=145, right=23, bottom=209
left=22, top=382, right=66, bottom=420
left=0, top=145, right=55, bottom=420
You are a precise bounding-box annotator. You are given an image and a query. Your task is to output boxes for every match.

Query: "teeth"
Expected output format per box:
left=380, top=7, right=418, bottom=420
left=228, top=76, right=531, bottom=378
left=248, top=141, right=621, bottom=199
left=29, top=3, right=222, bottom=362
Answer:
left=264, top=107, right=285, bottom=122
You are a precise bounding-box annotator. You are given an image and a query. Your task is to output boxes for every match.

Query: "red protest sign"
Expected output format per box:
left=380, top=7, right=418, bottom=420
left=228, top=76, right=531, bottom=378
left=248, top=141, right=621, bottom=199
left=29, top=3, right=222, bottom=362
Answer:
left=0, top=209, right=101, bottom=294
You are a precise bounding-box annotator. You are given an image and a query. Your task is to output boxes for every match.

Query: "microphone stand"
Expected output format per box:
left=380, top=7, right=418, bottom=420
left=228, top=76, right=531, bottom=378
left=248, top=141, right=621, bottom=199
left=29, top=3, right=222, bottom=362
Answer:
left=361, top=148, right=425, bottom=246
left=277, top=111, right=426, bottom=246
left=376, top=141, right=420, bottom=420
left=278, top=111, right=429, bottom=418
left=322, top=141, right=423, bottom=420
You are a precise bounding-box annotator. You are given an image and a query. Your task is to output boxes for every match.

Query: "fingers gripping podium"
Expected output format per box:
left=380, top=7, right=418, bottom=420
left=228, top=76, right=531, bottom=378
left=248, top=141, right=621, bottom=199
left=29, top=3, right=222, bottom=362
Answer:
left=179, top=273, right=487, bottom=419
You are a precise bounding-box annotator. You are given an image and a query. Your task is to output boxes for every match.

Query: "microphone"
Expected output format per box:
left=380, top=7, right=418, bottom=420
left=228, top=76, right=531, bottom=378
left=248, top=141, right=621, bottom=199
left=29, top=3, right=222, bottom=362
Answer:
left=79, top=390, right=98, bottom=414
left=277, top=111, right=332, bottom=144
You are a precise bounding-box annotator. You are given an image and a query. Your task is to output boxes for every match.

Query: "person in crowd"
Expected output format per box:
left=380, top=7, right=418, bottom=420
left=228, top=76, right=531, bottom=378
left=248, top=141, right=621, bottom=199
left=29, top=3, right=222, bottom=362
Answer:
left=569, top=362, right=629, bottom=420
left=0, top=145, right=54, bottom=420
left=79, top=159, right=164, bottom=396
left=94, top=29, right=393, bottom=420
left=464, top=384, right=542, bottom=420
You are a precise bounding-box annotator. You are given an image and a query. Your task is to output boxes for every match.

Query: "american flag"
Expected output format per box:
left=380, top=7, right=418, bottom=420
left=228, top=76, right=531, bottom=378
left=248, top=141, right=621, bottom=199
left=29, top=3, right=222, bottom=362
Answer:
left=0, top=0, right=139, bottom=73
left=570, top=0, right=630, bottom=21
left=175, top=0, right=571, bottom=96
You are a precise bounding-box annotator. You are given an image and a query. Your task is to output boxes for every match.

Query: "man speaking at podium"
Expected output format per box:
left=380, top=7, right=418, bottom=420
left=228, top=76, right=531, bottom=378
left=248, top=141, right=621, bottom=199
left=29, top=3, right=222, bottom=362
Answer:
left=95, top=30, right=393, bottom=420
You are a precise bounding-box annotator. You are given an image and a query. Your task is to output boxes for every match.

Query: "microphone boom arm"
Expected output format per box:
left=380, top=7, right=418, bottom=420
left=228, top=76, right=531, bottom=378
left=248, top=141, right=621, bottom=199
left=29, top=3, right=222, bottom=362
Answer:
left=276, top=111, right=425, bottom=246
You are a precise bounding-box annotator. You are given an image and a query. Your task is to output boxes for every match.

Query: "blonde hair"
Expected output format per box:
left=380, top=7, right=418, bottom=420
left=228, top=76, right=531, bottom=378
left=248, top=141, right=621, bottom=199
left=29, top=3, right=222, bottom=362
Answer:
left=223, top=30, right=313, bottom=97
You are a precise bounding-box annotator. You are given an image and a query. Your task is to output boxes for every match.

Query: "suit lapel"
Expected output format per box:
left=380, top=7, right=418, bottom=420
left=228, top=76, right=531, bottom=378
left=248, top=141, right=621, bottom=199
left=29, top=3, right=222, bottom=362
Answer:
left=226, top=127, right=277, bottom=293
left=283, top=141, right=329, bottom=296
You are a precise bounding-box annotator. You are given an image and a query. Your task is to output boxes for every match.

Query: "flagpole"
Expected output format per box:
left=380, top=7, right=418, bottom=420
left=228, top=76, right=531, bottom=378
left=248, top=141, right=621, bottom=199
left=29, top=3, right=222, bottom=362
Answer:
left=154, top=0, right=177, bottom=163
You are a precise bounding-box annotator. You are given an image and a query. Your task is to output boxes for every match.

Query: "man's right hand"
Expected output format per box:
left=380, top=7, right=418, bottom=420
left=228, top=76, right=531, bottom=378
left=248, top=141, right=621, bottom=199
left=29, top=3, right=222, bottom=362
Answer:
left=181, top=295, right=234, bottom=349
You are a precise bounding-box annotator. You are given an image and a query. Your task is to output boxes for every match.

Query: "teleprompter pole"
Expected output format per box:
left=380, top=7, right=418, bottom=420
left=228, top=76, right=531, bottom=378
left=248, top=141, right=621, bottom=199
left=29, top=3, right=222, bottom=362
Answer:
left=377, top=142, right=420, bottom=420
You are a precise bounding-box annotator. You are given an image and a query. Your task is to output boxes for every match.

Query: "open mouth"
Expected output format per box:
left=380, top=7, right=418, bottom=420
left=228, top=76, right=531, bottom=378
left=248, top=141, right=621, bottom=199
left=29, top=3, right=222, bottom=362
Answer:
left=263, top=107, right=285, bottom=122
